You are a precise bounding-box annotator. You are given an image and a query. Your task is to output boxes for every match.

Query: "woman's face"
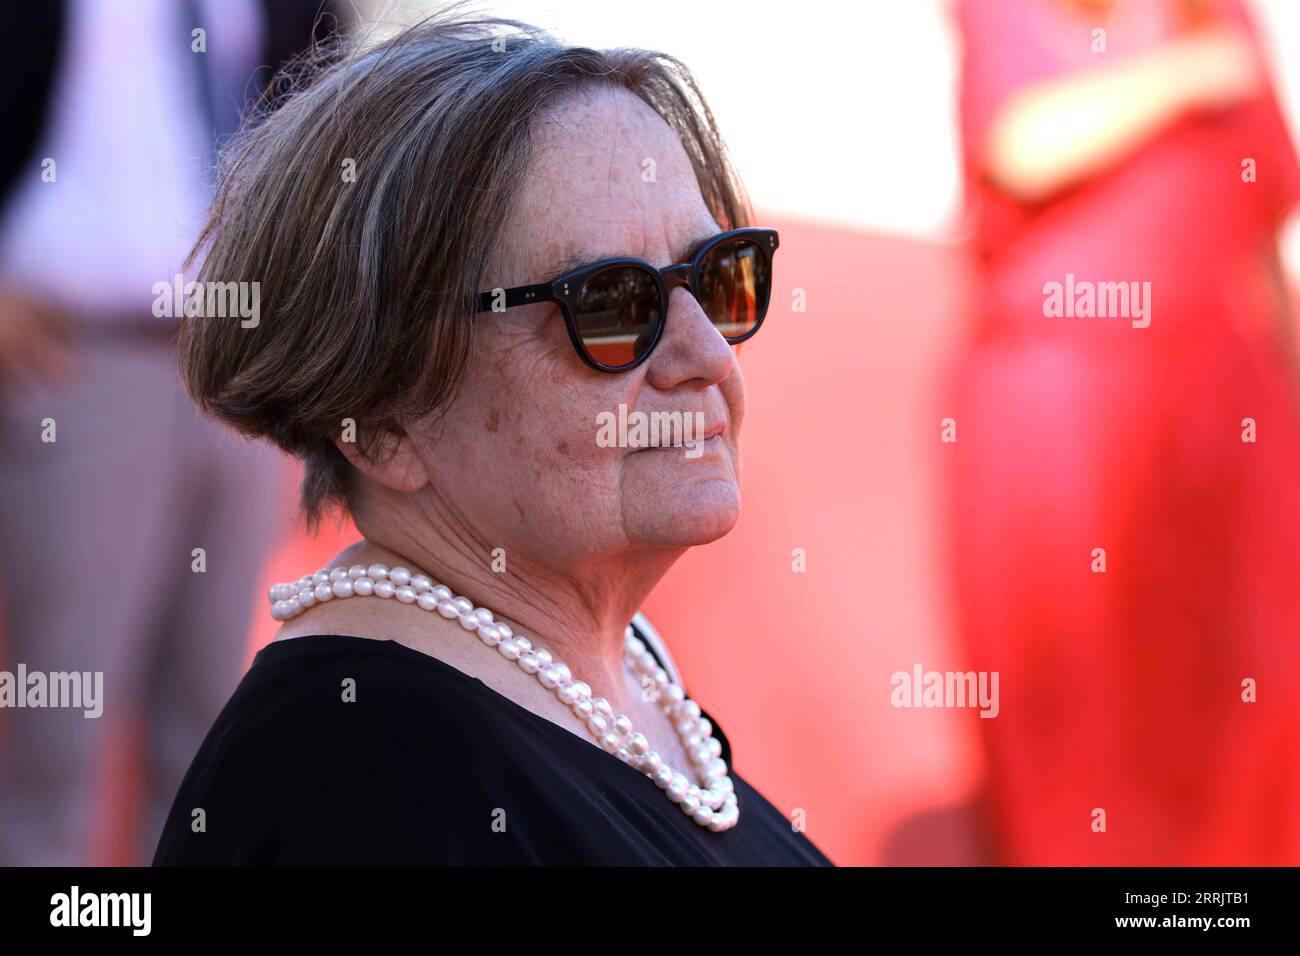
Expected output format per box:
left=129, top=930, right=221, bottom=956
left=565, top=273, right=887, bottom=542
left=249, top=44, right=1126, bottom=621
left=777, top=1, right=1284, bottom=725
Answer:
left=409, top=85, right=745, bottom=569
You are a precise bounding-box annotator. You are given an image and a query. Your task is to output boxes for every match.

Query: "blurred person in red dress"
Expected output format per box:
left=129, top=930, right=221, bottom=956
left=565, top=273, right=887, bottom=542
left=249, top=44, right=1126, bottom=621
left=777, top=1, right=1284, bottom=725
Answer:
left=948, top=0, right=1300, bottom=864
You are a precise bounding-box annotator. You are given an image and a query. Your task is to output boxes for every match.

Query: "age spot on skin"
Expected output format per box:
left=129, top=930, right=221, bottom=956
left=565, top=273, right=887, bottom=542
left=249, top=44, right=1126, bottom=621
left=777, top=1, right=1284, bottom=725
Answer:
left=486, top=408, right=501, bottom=433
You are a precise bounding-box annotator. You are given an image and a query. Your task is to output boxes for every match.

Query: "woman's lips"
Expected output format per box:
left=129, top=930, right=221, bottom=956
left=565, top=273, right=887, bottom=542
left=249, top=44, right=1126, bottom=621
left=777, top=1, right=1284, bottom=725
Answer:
left=639, top=431, right=725, bottom=455
left=615, top=413, right=728, bottom=453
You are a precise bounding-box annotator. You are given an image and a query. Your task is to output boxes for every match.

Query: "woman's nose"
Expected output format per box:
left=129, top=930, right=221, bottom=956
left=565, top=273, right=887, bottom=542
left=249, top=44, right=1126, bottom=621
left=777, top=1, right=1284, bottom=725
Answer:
left=643, top=286, right=736, bottom=391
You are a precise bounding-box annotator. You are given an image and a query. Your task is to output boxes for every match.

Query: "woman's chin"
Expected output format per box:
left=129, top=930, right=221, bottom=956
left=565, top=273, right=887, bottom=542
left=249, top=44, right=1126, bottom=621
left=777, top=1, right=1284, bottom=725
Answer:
left=623, top=476, right=741, bottom=548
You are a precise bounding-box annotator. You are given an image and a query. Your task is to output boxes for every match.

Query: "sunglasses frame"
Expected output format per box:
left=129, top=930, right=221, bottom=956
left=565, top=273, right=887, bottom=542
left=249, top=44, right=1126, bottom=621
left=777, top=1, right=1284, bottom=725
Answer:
left=475, top=227, right=780, bottom=372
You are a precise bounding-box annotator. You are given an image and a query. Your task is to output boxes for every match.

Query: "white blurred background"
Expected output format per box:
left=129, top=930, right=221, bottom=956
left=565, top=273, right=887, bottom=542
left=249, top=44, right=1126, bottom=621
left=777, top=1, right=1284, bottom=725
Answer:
left=364, top=0, right=1300, bottom=271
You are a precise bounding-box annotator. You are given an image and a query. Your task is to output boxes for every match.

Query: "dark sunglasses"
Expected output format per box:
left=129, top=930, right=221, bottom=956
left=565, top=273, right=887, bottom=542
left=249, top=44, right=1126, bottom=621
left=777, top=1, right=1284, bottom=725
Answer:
left=475, top=227, right=779, bottom=372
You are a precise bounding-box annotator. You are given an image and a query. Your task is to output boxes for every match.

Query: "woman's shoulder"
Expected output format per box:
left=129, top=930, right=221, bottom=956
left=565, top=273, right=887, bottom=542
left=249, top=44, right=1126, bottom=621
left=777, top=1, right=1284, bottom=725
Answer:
left=214, top=634, right=554, bottom=786
left=154, top=635, right=538, bottom=864
left=222, top=635, right=496, bottom=744
left=155, top=633, right=836, bottom=866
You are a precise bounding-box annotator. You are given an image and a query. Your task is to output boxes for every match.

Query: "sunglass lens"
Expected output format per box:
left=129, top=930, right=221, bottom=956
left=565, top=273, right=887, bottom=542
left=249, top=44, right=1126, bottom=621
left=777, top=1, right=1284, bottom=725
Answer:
left=695, top=238, right=769, bottom=341
left=572, top=265, right=661, bottom=368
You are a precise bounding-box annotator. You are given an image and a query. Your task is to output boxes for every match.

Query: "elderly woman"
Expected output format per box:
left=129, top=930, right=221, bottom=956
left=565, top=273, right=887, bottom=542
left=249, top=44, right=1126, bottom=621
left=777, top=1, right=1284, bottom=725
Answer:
left=151, top=12, right=832, bottom=866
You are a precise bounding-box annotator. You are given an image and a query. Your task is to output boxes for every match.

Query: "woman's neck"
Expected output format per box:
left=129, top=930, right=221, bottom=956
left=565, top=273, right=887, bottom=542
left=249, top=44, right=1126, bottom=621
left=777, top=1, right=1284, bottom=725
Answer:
left=341, top=519, right=680, bottom=704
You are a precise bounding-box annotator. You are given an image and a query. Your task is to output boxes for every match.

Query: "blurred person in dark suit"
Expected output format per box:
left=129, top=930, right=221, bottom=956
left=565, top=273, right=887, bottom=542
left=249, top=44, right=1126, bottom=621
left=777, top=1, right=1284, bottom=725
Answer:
left=0, top=0, right=344, bottom=865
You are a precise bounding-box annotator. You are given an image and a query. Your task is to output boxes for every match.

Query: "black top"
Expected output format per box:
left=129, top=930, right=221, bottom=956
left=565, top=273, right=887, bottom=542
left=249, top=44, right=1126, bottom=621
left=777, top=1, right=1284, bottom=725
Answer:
left=153, top=630, right=835, bottom=866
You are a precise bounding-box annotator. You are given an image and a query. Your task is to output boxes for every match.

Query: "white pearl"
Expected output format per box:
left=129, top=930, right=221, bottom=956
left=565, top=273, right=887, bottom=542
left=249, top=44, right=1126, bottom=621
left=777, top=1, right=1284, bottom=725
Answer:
left=264, top=576, right=740, bottom=831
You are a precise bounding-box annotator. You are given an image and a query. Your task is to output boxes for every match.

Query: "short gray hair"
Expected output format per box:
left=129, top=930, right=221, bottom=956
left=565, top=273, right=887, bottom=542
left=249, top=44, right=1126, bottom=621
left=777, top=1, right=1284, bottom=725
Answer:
left=178, top=4, right=753, bottom=529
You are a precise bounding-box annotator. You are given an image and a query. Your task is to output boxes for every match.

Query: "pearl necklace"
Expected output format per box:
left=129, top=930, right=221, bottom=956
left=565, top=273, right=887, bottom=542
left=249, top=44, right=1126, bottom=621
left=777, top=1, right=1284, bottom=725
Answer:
left=268, top=564, right=739, bottom=832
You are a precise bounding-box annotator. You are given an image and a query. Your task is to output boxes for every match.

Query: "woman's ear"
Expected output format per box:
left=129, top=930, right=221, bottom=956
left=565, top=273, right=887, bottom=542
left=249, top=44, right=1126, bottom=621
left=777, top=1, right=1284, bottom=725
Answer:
left=331, top=424, right=429, bottom=494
